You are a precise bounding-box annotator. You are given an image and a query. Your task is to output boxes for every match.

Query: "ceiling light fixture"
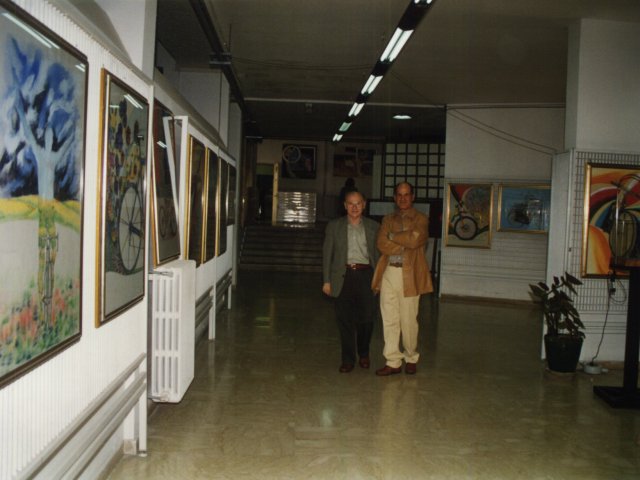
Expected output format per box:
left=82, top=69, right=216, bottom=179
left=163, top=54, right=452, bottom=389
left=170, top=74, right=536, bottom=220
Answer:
left=380, top=28, right=414, bottom=63
left=332, top=0, right=437, bottom=142
left=393, top=114, right=412, bottom=120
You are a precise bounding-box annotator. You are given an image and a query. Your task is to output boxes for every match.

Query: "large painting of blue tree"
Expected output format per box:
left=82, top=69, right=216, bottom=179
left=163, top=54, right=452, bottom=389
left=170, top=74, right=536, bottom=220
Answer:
left=0, top=6, right=86, bottom=386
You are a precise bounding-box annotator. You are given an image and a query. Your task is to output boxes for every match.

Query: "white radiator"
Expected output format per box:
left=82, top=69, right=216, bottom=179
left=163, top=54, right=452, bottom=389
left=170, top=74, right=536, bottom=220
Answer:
left=150, top=259, right=196, bottom=402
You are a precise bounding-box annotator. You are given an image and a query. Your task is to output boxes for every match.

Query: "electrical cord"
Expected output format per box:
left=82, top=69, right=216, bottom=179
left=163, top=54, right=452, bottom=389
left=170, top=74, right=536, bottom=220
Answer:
left=590, top=272, right=627, bottom=365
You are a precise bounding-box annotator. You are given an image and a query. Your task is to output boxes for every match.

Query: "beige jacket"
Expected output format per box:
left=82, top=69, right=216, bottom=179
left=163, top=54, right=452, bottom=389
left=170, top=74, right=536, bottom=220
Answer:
left=372, top=207, right=433, bottom=297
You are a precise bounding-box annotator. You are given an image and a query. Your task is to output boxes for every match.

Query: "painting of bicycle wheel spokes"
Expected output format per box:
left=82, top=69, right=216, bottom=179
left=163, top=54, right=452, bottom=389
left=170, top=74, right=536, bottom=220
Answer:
left=583, top=164, right=640, bottom=277
left=498, top=185, right=550, bottom=233
left=0, top=2, right=86, bottom=386
left=445, top=183, right=493, bottom=248
left=151, top=101, right=180, bottom=267
left=98, top=70, right=148, bottom=323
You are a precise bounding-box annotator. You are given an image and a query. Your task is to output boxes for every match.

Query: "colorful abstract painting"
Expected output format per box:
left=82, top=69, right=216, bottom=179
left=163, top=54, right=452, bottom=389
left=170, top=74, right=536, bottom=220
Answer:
left=583, top=164, right=640, bottom=277
left=445, top=183, right=493, bottom=248
left=98, top=70, right=148, bottom=323
left=0, top=3, right=86, bottom=386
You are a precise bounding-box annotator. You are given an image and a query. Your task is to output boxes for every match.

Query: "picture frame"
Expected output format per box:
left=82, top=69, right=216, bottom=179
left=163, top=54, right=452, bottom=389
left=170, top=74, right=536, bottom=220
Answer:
left=227, top=164, right=237, bottom=226
left=151, top=101, right=180, bottom=267
left=0, top=1, right=87, bottom=386
left=185, top=137, right=206, bottom=266
left=204, top=148, right=218, bottom=263
left=97, top=70, right=149, bottom=324
left=582, top=164, right=640, bottom=277
left=218, top=158, right=228, bottom=256
left=445, top=183, right=493, bottom=248
left=281, top=144, right=316, bottom=179
left=497, top=184, right=550, bottom=233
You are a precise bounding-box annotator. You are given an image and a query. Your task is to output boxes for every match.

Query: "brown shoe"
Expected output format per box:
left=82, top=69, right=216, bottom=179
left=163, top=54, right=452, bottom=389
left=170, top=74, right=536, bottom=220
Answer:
left=339, top=364, right=354, bottom=373
left=375, top=365, right=402, bottom=376
left=359, top=356, right=370, bottom=369
left=405, top=363, right=417, bottom=375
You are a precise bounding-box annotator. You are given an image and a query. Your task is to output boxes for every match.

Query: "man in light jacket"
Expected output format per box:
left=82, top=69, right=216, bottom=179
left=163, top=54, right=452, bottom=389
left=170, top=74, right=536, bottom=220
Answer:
left=372, top=182, right=433, bottom=376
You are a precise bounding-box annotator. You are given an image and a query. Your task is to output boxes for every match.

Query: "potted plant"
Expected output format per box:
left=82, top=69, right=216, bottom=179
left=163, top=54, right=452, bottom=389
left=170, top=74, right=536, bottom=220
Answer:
left=529, top=272, right=585, bottom=373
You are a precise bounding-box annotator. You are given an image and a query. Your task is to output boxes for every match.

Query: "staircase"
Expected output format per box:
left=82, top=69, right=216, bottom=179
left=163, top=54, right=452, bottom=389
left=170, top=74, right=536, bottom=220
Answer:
left=239, top=222, right=325, bottom=272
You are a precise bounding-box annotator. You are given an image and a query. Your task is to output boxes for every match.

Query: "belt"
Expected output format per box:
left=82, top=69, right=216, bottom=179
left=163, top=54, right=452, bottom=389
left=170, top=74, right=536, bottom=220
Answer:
left=388, top=262, right=403, bottom=267
left=345, top=263, right=371, bottom=270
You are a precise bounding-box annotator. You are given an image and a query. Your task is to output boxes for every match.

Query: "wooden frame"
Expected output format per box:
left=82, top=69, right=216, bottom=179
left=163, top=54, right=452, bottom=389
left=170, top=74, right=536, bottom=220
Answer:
left=445, top=183, right=493, bottom=248
left=497, top=184, right=550, bottom=233
left=151, top=101, right=180, bottom=266
left=582, top=164, right=640, bottom=277
left=185, top=137, right=206, bottom=266
left=0, top=0, right=87, bottom=386
left=204, top=148, right=218, bottom=262
left=96, top=70, right=149, bottom=324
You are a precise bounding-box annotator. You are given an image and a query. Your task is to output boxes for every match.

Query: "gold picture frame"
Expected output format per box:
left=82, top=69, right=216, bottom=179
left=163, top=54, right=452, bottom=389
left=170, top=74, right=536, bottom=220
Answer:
left=445, top=183, right=493, bottom=248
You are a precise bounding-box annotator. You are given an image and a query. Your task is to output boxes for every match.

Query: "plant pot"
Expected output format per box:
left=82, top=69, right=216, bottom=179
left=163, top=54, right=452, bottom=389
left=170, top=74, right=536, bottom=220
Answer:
left=544, top=334, right=584, bottom=373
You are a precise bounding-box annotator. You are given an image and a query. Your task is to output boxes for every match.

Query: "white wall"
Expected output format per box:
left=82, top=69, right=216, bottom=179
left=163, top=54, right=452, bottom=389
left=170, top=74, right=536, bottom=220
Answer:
left=566, top=20, right=640, bottom=152
left=440, top=107, right=565, bottom=300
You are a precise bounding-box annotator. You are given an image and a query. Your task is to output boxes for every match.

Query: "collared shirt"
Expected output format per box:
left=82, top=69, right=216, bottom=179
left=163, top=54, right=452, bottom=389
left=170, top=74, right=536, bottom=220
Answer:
left=347, top=221, right=369, bottom=265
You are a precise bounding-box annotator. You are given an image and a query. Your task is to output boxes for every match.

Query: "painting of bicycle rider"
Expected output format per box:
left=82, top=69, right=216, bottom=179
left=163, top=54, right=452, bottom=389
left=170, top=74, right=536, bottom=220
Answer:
left=0, top=3, right=87, bottom=386
left=98, top=71, right=148, bottom=323
left=445, top=183, right=493, bottom=248
left=583, top=164, right=640, bottom=277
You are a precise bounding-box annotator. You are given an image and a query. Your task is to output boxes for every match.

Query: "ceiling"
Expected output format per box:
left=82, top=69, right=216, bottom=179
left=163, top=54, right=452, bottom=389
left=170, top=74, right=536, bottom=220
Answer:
left=156, top=0, right=640, bottom=143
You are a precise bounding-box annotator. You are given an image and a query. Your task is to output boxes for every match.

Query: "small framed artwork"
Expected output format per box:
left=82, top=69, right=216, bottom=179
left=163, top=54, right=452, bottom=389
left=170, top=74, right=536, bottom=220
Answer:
left=497, top=184, right=550, bottom=233
left=583, top=164, right=640, bottom=277
left=185, top=137, right=206, bottom=266
left=227, top=164, right=237, bottom=226
left=445, top=183, right=493, bottom=248
left=97, top=70, right=149, bottom=324
left=203, top=149, right=218, bottom=263
left=0, top=1, right=87, bottom=386
left=218, top=158, right=228, bottom=256
left=151, top=101, right=180, bottom=267
left=281, top=144, right=316, bottom=179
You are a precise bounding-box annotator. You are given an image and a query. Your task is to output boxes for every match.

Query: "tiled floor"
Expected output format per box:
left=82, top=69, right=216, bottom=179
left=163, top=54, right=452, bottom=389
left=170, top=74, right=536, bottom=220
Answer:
left=109, top=271, right=640, bottom=479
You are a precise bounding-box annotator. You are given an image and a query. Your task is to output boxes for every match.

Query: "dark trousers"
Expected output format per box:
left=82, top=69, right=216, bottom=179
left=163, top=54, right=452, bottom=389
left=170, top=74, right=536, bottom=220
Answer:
left=335, top=267, right=376, bottom=365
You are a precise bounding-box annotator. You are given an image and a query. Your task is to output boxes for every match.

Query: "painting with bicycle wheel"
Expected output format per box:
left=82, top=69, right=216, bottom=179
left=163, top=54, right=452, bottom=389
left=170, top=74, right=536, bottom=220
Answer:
left=97, top=70, right=148, bottom=324
left=445, top=183, right=493, bottom=248
left=497, top=184, right=550, bottom=233
left=583, top=164, right=640, bottom=277
left=0, top=1, right=86, bottom=387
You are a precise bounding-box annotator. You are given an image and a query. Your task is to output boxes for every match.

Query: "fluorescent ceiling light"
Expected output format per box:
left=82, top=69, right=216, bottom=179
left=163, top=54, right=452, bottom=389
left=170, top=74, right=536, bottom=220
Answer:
left=348, top=103, right=364, bottom=117
left=157, top=140, right=167, bottom=149
left=332, top=134, right=343, bottom=142
left=393, top=114, right=412, bottom=120
left=3, top=13, right=59, bottom=49
left=414, top=0, right=434, bottom=4
left=380, top=28, right=413, bottom=63
left=124, top=93, right=144, bottom=110
left=75, top=63, right=86, bottom=73
left=361, top=75, right=383, bottom=95
left=339, top=122, right=351, bottom=133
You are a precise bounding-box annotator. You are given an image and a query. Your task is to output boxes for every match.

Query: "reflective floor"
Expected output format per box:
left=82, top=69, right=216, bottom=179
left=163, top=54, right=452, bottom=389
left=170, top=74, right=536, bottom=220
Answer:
left=109, top=271, right=640, bottom=479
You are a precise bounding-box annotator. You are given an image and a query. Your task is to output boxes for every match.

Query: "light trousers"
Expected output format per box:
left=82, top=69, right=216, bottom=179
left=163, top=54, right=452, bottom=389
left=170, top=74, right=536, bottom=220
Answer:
left=380, top=265, right=420, bottom=368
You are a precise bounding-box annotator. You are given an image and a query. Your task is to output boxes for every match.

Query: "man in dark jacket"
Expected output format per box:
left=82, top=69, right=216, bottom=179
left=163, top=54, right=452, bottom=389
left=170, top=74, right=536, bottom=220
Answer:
left=323, top=190, right=380, bottom=372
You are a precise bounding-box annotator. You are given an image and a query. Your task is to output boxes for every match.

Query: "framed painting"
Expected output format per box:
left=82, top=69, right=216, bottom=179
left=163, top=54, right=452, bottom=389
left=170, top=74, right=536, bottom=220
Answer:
left=218, top=158, right=228, bottom=256
left=583, top=164, right=640, bottom=277
left=97, top=70, right=148, bottom=324
left=204, top=149, right=218, bottom=262
left=0, top=1, right=87, bottom=386
left=151, top=101, right=180, bottom=267
left=185, top=137, right=206, bottom=266
left=445, top=183, right=493, bottom=248
left=281, top=144, right=316, bottom=179
left=497, top=184, right=550, bottom=233
left=227, top=164, right=236, bottom=226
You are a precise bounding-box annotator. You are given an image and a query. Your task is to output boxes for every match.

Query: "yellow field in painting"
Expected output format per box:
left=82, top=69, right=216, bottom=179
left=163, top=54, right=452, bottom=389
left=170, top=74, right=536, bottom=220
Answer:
left=0, top=196, right=81, bottom=231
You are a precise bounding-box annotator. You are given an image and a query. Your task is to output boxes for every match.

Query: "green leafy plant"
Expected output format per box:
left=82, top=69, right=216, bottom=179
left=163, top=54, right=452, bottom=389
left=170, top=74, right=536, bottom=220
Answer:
left=529, top=272, right=585, bottom=338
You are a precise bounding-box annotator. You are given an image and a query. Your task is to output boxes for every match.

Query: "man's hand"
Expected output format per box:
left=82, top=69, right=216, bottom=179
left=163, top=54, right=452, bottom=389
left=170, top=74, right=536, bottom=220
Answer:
left=322, top=283, right=331, bottom=296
